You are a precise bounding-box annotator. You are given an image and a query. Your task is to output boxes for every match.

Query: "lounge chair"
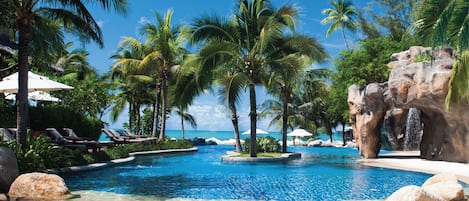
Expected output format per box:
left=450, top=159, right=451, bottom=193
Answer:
left=0, top=128, right=16, bottom=142
left=119, top=129, right=148, bottom=138
left=46, top=128, right=108, bottom=152
left=103, top=129, right=156, bottom=144
left=63, top=128, right=95, bottom=141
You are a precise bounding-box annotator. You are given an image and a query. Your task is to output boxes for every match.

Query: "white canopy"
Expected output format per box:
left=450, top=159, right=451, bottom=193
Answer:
left=287, top=129, right=313, bottom=137
left=5, top=91, right=61, bottom=102
left=0, top=71, right=73, bottom=93
left=242, top=128, right=268, bottom=135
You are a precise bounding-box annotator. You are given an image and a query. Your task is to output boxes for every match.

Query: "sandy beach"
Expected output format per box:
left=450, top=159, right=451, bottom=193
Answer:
left=359, top=151, right=469, bottom=184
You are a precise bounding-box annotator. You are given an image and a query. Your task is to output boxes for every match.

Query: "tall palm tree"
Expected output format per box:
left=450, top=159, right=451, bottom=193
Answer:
left=321, top=0, right=358, bottom=50
left=111, top=37, right=154, bottom=134
left=1, top=0, right=127, bottom=146
left=139, top=10, right=187, bottom=140
left=265, top=36, right=328, bottom=153
left=188, top=0, right=300, bottom=157
left=411, top=0, right=468, bottom=109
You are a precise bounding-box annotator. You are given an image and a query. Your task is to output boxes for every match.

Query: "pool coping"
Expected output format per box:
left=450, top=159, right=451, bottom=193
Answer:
left=221, top=151, right=301, bottom=162
left=47, top=147, right=198, bottom=174
left=358, top=152, right=469, bottom=184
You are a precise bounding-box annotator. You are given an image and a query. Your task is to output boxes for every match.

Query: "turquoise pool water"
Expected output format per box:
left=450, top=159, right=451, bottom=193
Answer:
left=62, top=145, right=434, bottom=200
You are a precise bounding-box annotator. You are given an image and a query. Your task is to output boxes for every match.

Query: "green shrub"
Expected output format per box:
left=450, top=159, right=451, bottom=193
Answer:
left=0, top=105, right=104, bottom=140
left=244, top=136, right=280, bottom=153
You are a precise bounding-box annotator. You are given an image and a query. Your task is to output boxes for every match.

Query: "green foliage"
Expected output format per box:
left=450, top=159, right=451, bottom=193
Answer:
left=0, top=136, right=63, bottom=173
left=0, top=105, right=104, bottom=140
left=1, top=137, right=193, bottom=172
left=329, top=36, right=413, bottom=122
left=413, top=49, right=435, bottom=63
left=244, top=136, right=280, bottom=153
left=56, top=75, right=113, bottom=118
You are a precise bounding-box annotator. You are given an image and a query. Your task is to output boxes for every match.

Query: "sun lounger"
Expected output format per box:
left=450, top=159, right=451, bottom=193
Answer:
left=46, top=128, right=109, bottom=152
left=119, top=129, right=148, bottom=138
left=0, top=128, right=16, bottom=142
left=103, top=129, right=156, bottom=144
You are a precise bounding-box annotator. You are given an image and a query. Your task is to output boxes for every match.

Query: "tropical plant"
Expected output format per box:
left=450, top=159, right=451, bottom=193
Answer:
left=321, top=0, right=358, bottom=50
left=174, top=108, right=197, bottom=140
left=111, top=37, right=154, bottom=134
left=187, top=0, right=302, bottom=157
left=264, top=36, right=327, bottom=152
left=0, top=0, right=127, bottom=146
left=410, top=0, right=469, bottom=109
left=139, top=10, right=187, bottom=140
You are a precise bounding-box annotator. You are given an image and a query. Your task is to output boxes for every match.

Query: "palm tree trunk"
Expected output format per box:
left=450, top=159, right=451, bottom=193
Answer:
left=159, top=73, right=168, bottom=140
left=282, top=93, right=288, bottom=153
left=128, top=99, right=134, bottom=132
left=180, top=113, right=185, bottom=140
left=135, top=102, right=141, bottom=135
left=341, top=27, right=350, bottom=50
left=231, top=105, right=242, bottom=152
left=151, top=82, right=161, bottom=137
left=17, top=24, right=30, bottom=146
left=248, top=83, right=257, bottom=157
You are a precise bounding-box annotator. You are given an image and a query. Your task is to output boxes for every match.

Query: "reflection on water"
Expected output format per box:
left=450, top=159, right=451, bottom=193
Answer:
left=64, top=146, right=433, bottom=200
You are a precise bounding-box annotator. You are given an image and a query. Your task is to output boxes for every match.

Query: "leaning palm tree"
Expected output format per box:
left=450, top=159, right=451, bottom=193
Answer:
left=1, top=0, right=127, bottom=146
left=321, top=0, right=358, bottom=50
left=410, top=0, right=469, bottom=109
left=139, top=10, right=187, bottom=140
left=188, top=0, right=300, bottom=157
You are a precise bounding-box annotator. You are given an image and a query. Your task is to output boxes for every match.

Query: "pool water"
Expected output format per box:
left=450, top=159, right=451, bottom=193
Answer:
left=63, top=146, right=432, bottom=200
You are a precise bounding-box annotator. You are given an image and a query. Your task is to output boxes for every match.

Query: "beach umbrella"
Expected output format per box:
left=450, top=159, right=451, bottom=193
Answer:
left=242, top=128, right=269, bottom=135
left=287, top=129, right=313, bottom=137
left=4, top=91, right=61, bottom=102
left=0, top=71, right=73, bottom=93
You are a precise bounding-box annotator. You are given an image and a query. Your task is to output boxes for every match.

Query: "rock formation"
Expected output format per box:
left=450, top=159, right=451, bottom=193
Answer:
left=8, top=172, right=73, bottom=200
left=349, top=46, right=469, bottom=162
left=348, top=83, right=390, bottom=158
left=386, top=173, right=466, bottom=201
left=0, top=146, right=18, bottom=194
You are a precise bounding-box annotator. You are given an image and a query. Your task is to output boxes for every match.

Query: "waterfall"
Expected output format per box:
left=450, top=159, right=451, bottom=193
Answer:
left=404, top=108, right=422, bottom=151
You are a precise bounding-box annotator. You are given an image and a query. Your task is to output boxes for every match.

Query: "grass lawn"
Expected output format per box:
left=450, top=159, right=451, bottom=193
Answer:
left=237, top=152, right=284, bottom=158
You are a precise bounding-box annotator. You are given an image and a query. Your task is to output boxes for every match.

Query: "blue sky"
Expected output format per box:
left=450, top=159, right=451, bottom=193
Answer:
left=81, top=0, right=369, bottom=131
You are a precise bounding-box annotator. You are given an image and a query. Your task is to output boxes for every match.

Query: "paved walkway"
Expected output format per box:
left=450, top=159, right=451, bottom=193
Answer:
left=359, top=151, right=469, bottom=184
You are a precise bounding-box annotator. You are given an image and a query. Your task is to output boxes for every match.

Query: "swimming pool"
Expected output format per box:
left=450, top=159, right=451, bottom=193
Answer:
left=63, top=145, right=432, bottom=200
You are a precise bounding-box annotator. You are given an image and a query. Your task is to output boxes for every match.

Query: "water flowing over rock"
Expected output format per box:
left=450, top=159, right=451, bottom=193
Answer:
left=349, top=46, right=469, bottom=162
left=0, top=146, right=18, bottom=194
left=8, top=172, right=73, bottom=200
left=404, top=108, right=422, bottom=151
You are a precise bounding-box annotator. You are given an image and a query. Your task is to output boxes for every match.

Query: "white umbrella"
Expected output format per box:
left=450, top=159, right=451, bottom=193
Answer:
left=5, top=91, right=61, bottom=102
left=287, top=129, right=313, bottom=137
left=242, top=128, right=269, bottom=135
left=0, top=71, right=73, bottom=93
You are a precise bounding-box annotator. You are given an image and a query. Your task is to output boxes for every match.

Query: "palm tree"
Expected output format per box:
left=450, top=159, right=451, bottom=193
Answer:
left=111, top=37, right=154, bottom=134
left=411, top=0, right=468, bottom=109
left=188, top=0, right=300, bottom=157
left=1, top=0, right=127, bottom=146
left=218, top=74, right=247, bottom=152
left=139, top=10, right=187, bottom=140
left=321, top=0, right=358, bottom=50
left=265, top=36, right=328, bottom=153
left=174, top=108, right=197, bottom=140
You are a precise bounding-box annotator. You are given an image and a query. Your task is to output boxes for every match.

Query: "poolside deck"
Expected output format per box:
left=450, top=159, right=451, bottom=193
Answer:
left=359, top=151, right=469, bottom=184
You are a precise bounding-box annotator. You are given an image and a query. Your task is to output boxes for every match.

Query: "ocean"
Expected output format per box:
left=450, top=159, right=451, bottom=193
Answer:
left=99, top=129, right=344, bottom=142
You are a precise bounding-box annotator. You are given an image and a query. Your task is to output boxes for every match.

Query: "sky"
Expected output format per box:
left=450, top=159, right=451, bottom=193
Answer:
left=80, top=0, right=370, bottom=132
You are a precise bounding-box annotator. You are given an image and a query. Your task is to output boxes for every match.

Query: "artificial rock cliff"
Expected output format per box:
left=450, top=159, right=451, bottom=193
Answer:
left=348, top=46, right=469, bottom=163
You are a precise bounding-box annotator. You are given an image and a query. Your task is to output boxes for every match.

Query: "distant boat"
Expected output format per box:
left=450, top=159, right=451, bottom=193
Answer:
left=241, top=128, right=268, bottom=135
